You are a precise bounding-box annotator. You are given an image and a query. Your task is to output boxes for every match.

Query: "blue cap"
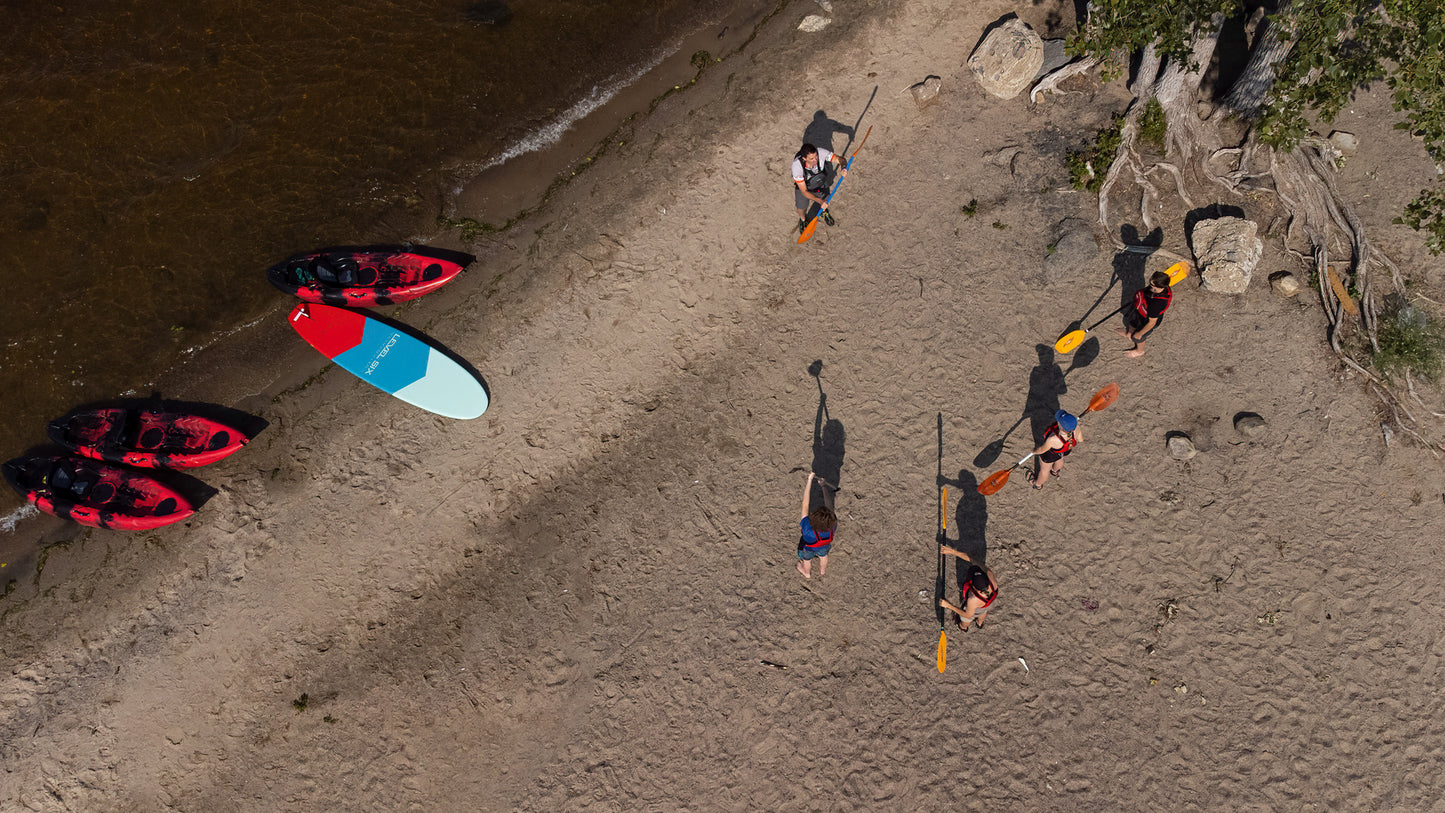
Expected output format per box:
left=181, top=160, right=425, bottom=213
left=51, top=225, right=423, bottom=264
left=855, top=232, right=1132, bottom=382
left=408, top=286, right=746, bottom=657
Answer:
left=1054, top=410, right=1078, bottom=431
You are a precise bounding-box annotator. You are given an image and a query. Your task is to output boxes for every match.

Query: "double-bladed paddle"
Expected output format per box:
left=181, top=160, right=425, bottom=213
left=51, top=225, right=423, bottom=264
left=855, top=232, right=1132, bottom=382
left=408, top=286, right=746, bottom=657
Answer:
left=1054, top=261, right=1190, bottom=354
left=976, top=383, right=1119, bottom=495
left=798, top=126, right=872, bottom=245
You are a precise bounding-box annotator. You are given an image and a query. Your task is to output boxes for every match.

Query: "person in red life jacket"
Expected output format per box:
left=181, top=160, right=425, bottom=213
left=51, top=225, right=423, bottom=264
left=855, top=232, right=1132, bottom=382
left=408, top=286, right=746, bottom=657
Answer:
left=791, top=143, right=847, bottom=233
left=796, top=471, right=837, bottom=579
left=937, top=545, right=998, bottom=630
left=1115, top=270, right=1173, bottom=358
left=1026, top=409, right=1081, bottom=489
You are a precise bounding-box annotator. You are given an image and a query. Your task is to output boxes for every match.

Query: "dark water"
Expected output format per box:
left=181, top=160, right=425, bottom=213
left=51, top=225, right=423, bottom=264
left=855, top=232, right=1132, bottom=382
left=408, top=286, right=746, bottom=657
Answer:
left=0, top=0, right=742, bottom=512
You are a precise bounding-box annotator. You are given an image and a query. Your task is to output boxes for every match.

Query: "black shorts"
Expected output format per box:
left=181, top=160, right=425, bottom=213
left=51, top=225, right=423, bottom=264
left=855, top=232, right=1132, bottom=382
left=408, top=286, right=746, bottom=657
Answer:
left=1125, top=311, right=1160, bottom=340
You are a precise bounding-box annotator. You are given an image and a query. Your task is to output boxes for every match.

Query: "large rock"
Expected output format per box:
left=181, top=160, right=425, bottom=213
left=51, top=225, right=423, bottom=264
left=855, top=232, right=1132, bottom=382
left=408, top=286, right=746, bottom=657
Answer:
left=969, top=18, right=1045, bottom=100
left=1192, top=216, right=1262, bottom=294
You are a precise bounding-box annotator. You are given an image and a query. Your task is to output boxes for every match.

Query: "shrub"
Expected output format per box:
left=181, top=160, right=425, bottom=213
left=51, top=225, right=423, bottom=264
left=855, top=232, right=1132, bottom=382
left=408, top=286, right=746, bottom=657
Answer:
left=1374, top=302, right=1445, bottom=381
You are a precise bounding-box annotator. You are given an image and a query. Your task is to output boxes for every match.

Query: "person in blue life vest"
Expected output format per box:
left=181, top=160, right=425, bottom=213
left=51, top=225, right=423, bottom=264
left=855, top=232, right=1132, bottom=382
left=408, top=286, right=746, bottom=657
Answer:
left=796, top=471, right=836, bottom=579
left=791, top=144, right=847, bottom=233
left=937, top=545, right=997, bottom=630
left=1026, top=409, right=1081, bottom=489
left=1115, top=270, right=1173, bottom=358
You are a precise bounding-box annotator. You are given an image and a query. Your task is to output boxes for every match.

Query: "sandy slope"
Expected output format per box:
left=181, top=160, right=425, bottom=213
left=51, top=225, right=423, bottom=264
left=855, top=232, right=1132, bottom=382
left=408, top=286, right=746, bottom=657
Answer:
left=4, top=0, right=1445, bottom=810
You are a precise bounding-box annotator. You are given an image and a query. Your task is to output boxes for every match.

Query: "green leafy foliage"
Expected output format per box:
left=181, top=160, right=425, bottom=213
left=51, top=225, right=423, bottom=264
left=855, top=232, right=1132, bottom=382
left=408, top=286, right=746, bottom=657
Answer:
left=1068, top=0, right=1238, bottom=66
left=1072, top=0, right=1445, bottom=253
left=1374, top=301, right=1445, bottom=381
left=1140, top=98, right=1168, bottom=153
left=1067, top=115, right=1125, bottom=192
left=1256, top=2, right=1392, bottom=149
left=1396, top=187, right=1445, bottom=254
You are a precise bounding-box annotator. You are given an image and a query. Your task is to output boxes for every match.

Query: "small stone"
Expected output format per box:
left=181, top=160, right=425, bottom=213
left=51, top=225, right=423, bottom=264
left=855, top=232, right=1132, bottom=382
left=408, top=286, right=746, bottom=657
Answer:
left=909, top=76, right=943, bottom=109
left=1166, top=434, right=1197, bottom=460
left=1269, top=271, right=1301, bottom=297
left=798, top=14, right=831, bottom=32
left=1328, top=130, right=1358, bottom=153
left=1174, top=683, right=1188, bottom=695
left=1234, top=412, right=1267, bottom=438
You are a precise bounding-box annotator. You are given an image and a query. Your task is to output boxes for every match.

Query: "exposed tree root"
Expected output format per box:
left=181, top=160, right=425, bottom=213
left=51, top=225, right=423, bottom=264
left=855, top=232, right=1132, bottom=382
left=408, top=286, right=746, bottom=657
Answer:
left=1032, top=40, right=1444, bottom=452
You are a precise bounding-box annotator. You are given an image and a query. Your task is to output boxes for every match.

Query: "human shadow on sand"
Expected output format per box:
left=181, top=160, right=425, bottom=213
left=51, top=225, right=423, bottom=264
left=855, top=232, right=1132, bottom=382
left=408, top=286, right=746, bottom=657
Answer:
left=804, top=360, right=846, bottom=504
left=938, top=415, right=989, bottom=627
left=974, top=342, right=1098, bottom=468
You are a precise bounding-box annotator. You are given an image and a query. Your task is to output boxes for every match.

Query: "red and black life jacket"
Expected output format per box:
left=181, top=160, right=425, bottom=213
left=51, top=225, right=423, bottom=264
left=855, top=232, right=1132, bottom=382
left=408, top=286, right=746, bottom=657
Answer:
left=964, top=566, right=998, bottom=609
left=1134, top=286, right=1172, bottom=319
left=1045, top=423, right=1077, bottom=455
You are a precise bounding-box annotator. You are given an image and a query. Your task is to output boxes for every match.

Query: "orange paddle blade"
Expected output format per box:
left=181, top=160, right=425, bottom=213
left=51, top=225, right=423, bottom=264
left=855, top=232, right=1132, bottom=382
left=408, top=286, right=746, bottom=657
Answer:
left=937, top=629, right=947, bottom=673
left=976, top=468, right=1013, bottom=495
left=1086, top=382, right=1120, bottom=413
left=1166, top=260, right=1190, bottom=286
left=1054, top=329, right=1087, bottom=354
left=941, top=486, right=948, bottom=531
left=797, top=218, right=820, bottom=244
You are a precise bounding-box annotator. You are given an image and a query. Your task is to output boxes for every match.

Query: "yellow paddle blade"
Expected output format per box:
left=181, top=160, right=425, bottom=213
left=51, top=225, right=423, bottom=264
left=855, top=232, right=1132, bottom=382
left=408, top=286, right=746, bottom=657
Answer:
left=941, top=487, right=948, bottom=531
left=1054, top=329, right=1087, bottom=354
left=1166, top=260, right=1191, bottom=286
left=937, top=629, right=947, bottom=673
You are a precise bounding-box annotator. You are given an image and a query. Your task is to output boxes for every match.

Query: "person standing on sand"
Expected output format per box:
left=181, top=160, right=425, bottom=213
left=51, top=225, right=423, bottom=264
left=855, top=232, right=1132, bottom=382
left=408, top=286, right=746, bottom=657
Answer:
left=1026, top=409, right=1081, bottom=489
left=791, top=144, right=847, bottom=232
left=938, top=545, right=997, bottom=630
left=796, top=471, right=836, bottom=579
left=1115, top=270, right=1173, bottom=358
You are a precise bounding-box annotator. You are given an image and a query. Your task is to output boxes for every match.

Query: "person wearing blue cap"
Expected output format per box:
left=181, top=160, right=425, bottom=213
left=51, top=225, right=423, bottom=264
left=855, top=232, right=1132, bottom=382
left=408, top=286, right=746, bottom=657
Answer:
left=1026, top=409, right=1081, bottom=489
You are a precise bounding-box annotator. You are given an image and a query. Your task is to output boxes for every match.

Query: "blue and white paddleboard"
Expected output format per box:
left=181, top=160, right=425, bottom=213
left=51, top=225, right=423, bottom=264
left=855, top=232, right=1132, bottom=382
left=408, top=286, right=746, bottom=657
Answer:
left=288, top=302, right=488, bottom=419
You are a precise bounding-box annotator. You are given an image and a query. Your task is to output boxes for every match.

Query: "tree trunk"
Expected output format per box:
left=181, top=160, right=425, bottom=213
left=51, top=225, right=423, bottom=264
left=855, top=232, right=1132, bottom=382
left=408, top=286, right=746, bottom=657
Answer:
left=1222, top=1, right=1296, bottom=118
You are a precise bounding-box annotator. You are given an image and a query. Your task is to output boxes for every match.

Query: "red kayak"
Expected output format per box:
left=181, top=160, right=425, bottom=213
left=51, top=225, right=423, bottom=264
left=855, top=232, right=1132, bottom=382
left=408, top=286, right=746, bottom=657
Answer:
left=3, top=455, right=194, bottom=531
left=47, top=407, right=249, bottom=468
left=267, top=246, right=473, bottom=307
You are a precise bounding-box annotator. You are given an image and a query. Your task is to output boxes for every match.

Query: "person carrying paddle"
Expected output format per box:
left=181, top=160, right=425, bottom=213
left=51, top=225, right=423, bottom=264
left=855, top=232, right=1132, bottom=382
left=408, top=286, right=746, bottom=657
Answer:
left=791, top=144, right=847, bottom=233
left=796, top=471, right=837, bottom=579
left=937, top=545, right=997, bottom=630
left=1115, top=270, right=1173, bottom=358
left=1026, top=409, right=1081, bottom=489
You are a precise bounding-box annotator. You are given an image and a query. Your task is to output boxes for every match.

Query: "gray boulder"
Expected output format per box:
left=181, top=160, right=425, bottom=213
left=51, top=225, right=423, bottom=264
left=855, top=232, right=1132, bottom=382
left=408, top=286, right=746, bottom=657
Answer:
left=1192, top=216, right=1262, bottom=294
left=969, top=18, right=1045, bottom=100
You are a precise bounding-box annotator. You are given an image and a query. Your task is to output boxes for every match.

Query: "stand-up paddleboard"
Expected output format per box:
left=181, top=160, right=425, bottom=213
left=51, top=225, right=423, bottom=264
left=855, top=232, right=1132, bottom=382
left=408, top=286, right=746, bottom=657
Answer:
left=288, top=303, right=489, bottom=419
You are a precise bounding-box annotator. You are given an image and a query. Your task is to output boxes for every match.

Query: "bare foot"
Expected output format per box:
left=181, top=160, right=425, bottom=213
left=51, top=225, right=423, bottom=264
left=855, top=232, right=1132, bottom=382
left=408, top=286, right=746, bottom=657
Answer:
left=1123, top=347, right=1145, bottom=358
left=818, top=557, right=828, bottom=577
left=796, top=560, right=811, bottom=579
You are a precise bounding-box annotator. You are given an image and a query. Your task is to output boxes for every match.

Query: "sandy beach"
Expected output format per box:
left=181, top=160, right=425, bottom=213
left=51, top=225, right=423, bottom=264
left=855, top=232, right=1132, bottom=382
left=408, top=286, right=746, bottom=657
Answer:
left=4, top=0, right=1445, bottom=810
